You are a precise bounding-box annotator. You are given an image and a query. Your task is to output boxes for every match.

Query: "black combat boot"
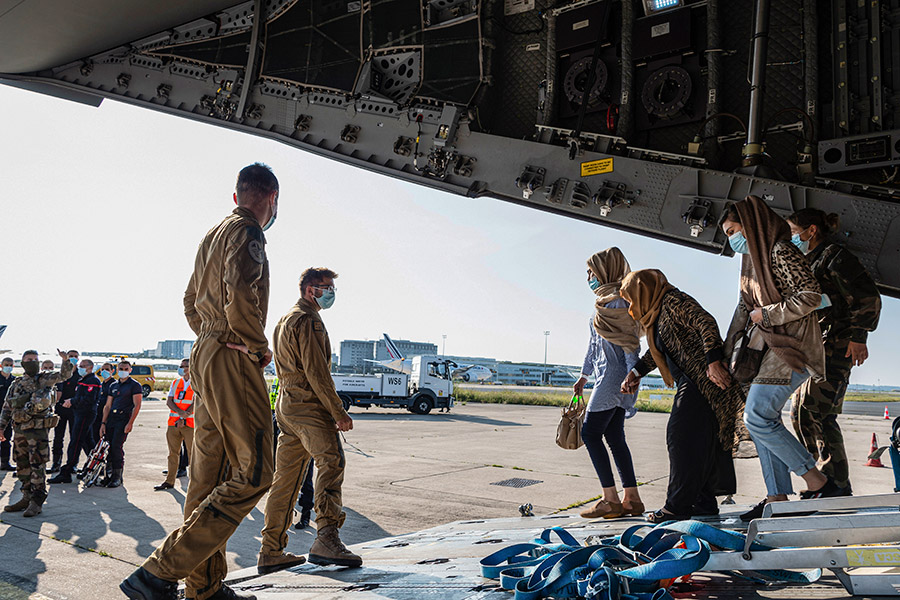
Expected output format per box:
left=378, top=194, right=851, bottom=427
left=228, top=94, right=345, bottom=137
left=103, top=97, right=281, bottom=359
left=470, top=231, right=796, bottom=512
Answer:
left=106, top=468, right=123, bottom=488
left=120, top=567, right=178, bottom=600
left=46, top=457, right=61, bottom=474
left=48, top=467, right=73, bottom=484
left=294, top=508, right=311, bottom=529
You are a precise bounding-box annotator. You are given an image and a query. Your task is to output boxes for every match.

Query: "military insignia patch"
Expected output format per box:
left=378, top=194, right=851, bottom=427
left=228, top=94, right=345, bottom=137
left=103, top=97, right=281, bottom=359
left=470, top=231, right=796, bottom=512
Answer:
left=313, top=321, right=324, bottom=332
left=248, top=239, right=266, bottom=264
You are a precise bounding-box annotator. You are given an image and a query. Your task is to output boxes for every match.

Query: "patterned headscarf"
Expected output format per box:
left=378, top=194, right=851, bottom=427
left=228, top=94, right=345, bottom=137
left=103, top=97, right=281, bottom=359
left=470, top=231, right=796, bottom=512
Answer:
left=620, top=269, right=675, bottom=386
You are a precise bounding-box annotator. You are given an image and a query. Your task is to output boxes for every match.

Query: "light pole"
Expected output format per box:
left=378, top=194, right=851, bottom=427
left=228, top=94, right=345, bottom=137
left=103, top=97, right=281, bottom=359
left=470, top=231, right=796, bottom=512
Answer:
left=442, top=334, right=447, bottom=357
left=543, top=331, right=550, bottom=385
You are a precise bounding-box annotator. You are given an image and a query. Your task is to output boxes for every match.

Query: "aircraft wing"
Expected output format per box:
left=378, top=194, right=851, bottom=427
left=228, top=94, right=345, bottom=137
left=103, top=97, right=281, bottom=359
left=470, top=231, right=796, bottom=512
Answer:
left=3, top=1, right=900, bottom=297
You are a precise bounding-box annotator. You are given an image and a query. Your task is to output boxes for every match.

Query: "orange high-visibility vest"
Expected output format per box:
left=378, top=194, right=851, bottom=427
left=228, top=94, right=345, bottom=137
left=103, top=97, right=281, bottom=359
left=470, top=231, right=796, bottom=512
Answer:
left=167, top=378, right=194, bottom=428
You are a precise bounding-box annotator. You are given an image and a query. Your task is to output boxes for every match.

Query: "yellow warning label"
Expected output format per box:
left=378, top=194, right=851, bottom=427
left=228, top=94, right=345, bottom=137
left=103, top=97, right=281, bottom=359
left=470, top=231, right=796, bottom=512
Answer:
left=846, top=548, right=900, bottom=567
left=581, top=158, right=614, bottom=177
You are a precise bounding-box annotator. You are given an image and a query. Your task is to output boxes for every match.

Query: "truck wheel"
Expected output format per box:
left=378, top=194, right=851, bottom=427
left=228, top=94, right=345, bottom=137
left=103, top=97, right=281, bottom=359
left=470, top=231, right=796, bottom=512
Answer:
left=339, top=394, right=352, bottom=412
left=141, top=385, right=151, bottom=398
left=411, top=394, right=433, bottom=415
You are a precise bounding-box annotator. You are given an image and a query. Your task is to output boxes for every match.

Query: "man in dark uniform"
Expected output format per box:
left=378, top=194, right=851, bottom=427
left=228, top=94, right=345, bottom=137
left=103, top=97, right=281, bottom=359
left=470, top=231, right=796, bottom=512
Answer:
left=122, top=163, right=279, bottom=600
left=49, top=358, right=102, bottom=484
left=48, top=349, right=79, bottom=473
left=0, top=356, right=16, bottom=471
left=99, top=360, right=143, bottom=488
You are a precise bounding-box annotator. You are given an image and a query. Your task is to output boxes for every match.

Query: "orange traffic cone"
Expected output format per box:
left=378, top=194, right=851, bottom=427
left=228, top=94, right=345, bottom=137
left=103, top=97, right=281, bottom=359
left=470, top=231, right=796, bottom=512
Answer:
left=865, top=433, right=886, bottom=467
left=885, top=406, right=891, bottom=420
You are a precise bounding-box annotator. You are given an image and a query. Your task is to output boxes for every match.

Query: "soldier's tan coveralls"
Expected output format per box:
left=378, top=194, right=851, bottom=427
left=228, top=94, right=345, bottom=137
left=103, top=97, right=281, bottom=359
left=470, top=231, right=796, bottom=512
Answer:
left=260, top=298, right=350, bottom=556
left=143, top=207, right=274, bottom=600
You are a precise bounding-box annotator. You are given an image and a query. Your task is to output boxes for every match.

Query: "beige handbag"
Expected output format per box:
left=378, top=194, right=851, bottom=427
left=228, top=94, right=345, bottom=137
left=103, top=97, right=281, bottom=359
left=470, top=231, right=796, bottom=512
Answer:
left=556, top=395, right=586, bottom=450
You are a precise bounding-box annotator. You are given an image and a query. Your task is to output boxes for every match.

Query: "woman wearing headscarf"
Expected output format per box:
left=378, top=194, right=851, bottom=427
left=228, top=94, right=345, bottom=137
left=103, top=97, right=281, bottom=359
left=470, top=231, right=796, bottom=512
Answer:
left=721, top=196, right=842, bottom=522
left=619, top=269, right=742, bottom=523
left=787, top=208, right=881, bottom=495
left=574, top=248, right=644, bottom=519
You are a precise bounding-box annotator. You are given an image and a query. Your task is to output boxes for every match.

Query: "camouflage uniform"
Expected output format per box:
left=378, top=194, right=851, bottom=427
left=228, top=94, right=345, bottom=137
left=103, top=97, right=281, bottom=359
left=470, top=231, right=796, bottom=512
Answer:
left=790, top=242, right=882, bottom=489
left=0, top=359, right=74, bottom=505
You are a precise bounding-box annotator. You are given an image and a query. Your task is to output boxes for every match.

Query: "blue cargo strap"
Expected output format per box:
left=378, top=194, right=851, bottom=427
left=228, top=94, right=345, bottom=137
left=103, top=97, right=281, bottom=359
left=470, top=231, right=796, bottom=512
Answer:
left=480, top=543, right=548, bottom=579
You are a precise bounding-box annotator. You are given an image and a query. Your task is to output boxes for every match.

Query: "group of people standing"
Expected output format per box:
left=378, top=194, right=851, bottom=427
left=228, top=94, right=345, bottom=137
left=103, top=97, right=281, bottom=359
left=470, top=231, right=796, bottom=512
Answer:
left=0, top=350, right=146, bottom=517
left=574, top=195, right=881, bottom=523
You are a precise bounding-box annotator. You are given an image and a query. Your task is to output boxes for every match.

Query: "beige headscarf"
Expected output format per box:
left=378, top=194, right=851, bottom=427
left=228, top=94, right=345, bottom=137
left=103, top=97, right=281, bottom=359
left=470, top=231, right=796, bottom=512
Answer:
left=586, top=248, right=641, bottom=353
left=620, top=269, right=675, bottom=386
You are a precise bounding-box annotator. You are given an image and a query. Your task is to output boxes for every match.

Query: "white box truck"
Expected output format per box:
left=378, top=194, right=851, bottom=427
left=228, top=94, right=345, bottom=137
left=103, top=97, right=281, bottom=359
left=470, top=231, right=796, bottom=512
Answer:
left=332, top=355, right=453, bottom=414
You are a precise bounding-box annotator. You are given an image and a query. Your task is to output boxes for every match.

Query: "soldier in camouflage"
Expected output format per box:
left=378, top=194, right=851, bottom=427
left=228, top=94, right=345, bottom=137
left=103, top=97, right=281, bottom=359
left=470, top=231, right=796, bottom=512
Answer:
left=788, top=209, right=882, bottom=493
left=0, top=348, right=74, bottom=517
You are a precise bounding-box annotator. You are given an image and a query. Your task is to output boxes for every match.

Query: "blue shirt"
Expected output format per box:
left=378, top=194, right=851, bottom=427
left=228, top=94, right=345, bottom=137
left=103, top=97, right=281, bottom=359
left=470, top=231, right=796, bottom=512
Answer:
left=109, top=378, right=142, bottom=415
left=581, top=298, right=640, bottom=413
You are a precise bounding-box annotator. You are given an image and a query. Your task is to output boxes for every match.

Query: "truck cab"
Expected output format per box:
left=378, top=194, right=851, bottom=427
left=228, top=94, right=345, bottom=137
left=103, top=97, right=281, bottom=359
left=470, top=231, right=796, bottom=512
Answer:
left=332, top=354, right=454, bottom=415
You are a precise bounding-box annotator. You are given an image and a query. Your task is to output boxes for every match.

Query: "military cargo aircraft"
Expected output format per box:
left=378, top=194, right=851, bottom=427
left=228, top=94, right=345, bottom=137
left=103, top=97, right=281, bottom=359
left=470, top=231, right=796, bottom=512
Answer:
left=2, top=0, right=899, bottom=295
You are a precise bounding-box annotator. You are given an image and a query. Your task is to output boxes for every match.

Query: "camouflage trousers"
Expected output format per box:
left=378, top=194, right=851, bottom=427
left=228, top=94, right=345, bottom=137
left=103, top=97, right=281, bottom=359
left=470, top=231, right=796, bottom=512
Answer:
left=790, top=341, right=853, bottom=488
left=12, top=427, right=50, bottom=502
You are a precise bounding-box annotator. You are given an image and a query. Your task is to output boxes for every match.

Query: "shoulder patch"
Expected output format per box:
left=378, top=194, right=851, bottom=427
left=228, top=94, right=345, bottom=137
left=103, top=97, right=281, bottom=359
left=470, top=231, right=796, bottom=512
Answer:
left=313, top=321, right=325, bottom=332
left=248, top=239, right=266, bottom=264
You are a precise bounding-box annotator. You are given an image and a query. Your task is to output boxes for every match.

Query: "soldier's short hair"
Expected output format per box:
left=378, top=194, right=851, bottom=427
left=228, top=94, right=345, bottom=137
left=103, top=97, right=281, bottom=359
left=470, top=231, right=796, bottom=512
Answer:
left=1, top=356, right=12, bottom=364
left=236, top=163, right=279, bottom=205
left=67, top=349, right=79, bottom=356
left=41, top=360, right=54, bottom=369
left=81, top=358, right=94, bottom=369
left=299, top=267, right=339, bottom=295
left=181, top=358, right=190, bottom=365
left=119, top=360, right=132, bottom=368
left=101, top=362, right=113, bottom=370
left=22, top=350, right=38, bottom=359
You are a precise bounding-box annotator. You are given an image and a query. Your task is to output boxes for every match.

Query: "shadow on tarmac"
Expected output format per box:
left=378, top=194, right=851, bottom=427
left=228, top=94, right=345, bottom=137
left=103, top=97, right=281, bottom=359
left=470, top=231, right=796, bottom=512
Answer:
left=348, top=411, right=528, bottom=428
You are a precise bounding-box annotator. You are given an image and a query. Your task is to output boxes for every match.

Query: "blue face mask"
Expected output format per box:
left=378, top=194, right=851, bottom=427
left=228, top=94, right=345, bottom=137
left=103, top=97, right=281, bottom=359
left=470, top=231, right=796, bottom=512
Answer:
left=177, top=367, right=185, bottom=378
left=588, top=277, right=601, bottom=291
left=817, top=293, right=832, bottom=310
left=791, top=233, right=810, bottom=254
left=100, top=369, right=111, bottom=379
left=2, top=366, right=12, bottom=375
left=262, top=205, right=277, bottom=232
left=68, top=357, right=78, bottom=365
left=316, top=289, right=336, bottom=310
left=728, top=231, right=750, bottom=255
left=77, top=367, right=87, bottom=377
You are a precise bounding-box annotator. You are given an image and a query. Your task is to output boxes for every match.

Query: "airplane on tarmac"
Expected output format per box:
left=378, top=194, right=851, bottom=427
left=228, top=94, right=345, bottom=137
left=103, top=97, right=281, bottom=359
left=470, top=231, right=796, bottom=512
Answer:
left=0, top=325, right=9, bottom=354
left=3, top=1, right=900, bottom=301
left=369, top=334, right=495, bottom=382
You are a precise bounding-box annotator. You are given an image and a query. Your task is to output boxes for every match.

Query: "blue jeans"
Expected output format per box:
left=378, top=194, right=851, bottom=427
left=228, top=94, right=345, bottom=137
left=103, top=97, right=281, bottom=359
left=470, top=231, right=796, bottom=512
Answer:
left=744, top=370, right=816, bottom=495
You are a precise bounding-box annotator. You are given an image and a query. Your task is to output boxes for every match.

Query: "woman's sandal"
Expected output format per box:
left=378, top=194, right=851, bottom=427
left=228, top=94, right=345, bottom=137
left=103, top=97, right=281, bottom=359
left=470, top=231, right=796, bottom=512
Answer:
left=646, top=508, right=690, bottom=524
left=622, top=501, right=645, bottom=517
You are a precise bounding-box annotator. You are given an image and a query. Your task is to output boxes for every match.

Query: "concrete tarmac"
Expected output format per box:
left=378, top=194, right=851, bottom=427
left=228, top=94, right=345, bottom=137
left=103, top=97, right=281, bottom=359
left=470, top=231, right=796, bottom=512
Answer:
left=0, top=398, right=897, bottom=599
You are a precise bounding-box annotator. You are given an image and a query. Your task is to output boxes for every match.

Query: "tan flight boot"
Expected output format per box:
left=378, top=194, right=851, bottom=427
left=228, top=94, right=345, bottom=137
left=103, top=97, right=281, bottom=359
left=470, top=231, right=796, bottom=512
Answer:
left=308, top=525, right=363, bottom=567
left=4, top=492, right=31, bottom=512
left=23, top=498, right=44, bottom=518
left=257, top=551, right=306, bottom=575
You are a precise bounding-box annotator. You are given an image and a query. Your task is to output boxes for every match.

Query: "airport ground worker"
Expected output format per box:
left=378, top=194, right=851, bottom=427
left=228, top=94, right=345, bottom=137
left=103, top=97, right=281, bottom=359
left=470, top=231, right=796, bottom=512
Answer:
left=257, top=267, right=362, bottom=575
left=0, top=349, right=73, bottom=517
left=787, top=208, right=882, bottom=494
left=121, top=163, right=279, bottom=600
left=49, top=358, right=102, bottom=483
left=155, top=358, right=194, bottom=491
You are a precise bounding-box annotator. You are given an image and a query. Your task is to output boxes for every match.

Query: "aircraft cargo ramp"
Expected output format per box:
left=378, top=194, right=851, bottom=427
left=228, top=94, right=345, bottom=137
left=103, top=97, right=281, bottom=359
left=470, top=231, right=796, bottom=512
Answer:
left=217, top=504, right=900, bottom=600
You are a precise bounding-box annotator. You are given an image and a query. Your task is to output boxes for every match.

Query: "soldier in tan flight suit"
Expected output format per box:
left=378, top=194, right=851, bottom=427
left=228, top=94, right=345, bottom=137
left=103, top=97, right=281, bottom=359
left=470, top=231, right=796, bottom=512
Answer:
left=122, top=163, right=280, bottom=600
left=257, top=267, right=361, bottom=575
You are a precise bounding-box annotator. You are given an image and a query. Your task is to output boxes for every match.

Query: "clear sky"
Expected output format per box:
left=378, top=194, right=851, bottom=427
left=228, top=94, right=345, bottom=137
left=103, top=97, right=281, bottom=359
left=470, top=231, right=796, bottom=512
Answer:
left=1, top=85, right=897, bottom=384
